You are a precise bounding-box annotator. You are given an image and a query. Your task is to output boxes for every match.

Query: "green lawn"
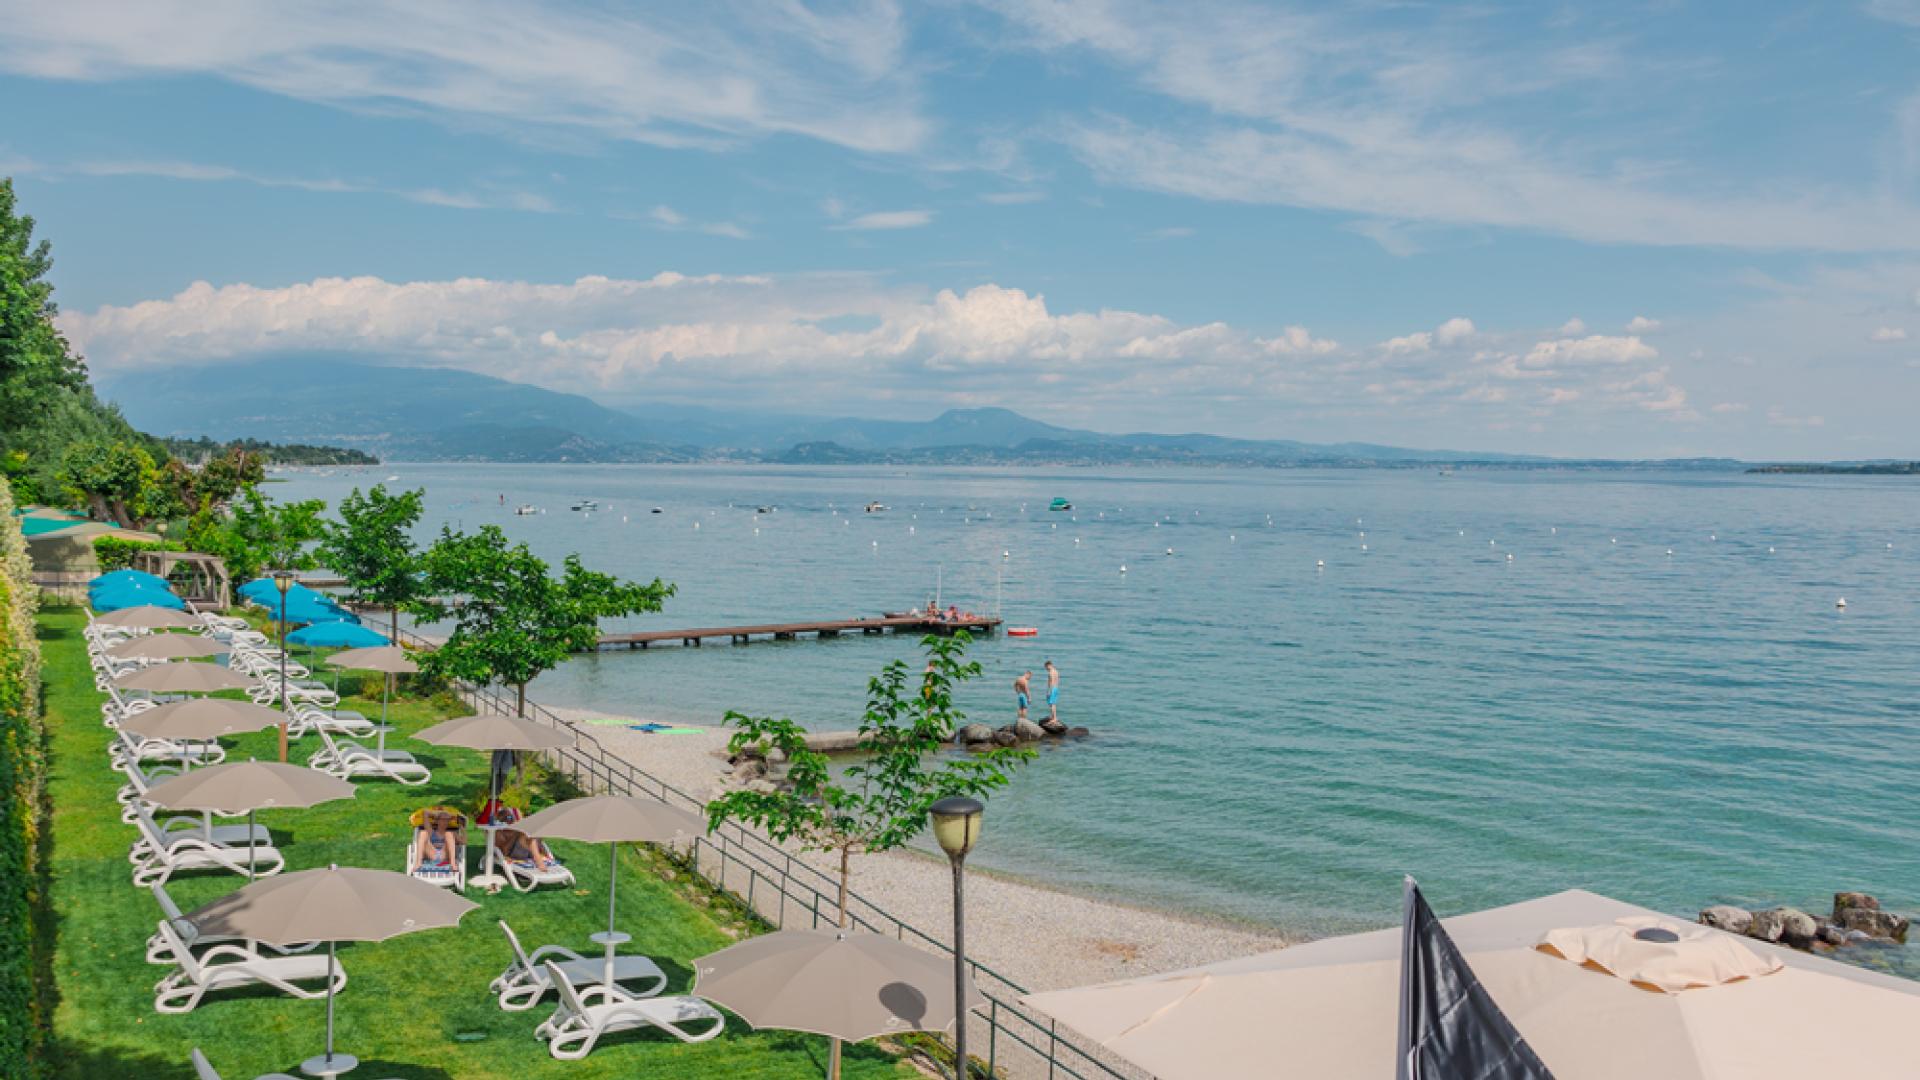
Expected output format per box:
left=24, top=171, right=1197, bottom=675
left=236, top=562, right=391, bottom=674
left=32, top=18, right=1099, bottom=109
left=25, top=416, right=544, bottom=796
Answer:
left=37, top=607, right=913, bottom=1079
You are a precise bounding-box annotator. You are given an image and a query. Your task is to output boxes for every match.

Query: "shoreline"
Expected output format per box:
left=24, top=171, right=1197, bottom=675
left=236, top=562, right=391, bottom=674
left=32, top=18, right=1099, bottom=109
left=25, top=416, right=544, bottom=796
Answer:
left=546, top=704, right=1291, bottom=992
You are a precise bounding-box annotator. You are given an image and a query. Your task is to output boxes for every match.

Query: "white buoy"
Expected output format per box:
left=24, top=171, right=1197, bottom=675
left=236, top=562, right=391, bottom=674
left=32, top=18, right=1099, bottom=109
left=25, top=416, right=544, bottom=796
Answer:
left=1889, top=542, right=1895, bottom=550
left=1710, top=534, right=1717, bottom=541
left=1361, top=544, right=1369, bottom=552
left=1359, top=531, right=1365, bottom=538
left=1051, top=523, right=1056, bottom=530
left=1230, top=534, right=1236, bottom=542
left=1316, top=559, right=1325, bottom=568
left=1074, top=537, right=1081, bottom=544
left=1154, top=522, right=1160, bottom=528
left=1459, top=530, right=1465, bottom=536
left=872, top=540, right=878, bottom=548
left=1611, top=538, right=1618, bottom=544
left=1550, top=527, right=1557, bottom=534
left=1506, top=553, right=1514, bottom=561
left=1837, top=597, right=1847, bottom=608
left=1166, top=547, right=1173, bottom=555
left=1003, top=550, right=1010, bottom=559
left=754, top=527, right=760, bottom=535
left=910, top=526, right=916, bottom=534
left=622, top=516, right=628, bottom=523
left=1666, top=549, right=1673, bottom=556
left=1120, top=564, right=1127, bottom=573
left=1489, top=539, right=1496, bottom=546
left=694, top=522, right=699, bottom=530
left=1768, top=546, right=1774, bottom=553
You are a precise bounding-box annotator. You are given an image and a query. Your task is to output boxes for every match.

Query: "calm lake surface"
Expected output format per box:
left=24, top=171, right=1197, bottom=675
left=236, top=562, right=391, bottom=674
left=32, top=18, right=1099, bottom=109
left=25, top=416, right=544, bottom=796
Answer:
left=276, top=464, right=1918, bottom=971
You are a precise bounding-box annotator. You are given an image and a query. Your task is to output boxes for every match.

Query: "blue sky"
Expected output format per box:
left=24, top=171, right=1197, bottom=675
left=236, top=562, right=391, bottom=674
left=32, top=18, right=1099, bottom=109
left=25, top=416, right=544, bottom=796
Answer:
left=5, top=1, right=1920, bottom=458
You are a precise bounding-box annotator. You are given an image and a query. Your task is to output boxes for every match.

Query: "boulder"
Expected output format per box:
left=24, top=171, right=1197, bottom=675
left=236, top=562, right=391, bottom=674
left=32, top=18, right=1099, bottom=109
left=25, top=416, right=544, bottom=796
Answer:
left=731, top=757, right=769, bottom=780
left=1014, top=719, right=1048, bottom=741
left=1039, top=719, right=1069, bottom=736
left=955, top=723, right=994, bottom=746
left=1699, top=905, right=1753, bottom=936
left=1779, top=909, right=1819, bottom=950
left=1745, top=908, right=1790, bottom=944
left=1816, top=921, right=1849, bottom=948
left=991, top=728, right=1019, bottom=747
left=1836, top=906, right=1910, bottom=943
left=1833, top=891, right=1880, bottom=915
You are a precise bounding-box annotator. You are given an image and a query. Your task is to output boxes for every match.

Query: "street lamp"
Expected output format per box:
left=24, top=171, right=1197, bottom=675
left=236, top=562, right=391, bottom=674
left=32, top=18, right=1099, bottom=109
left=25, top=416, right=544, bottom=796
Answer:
left=272, top=569, right=296, bottom=762
left=930, top=796, right=984, bottom=1080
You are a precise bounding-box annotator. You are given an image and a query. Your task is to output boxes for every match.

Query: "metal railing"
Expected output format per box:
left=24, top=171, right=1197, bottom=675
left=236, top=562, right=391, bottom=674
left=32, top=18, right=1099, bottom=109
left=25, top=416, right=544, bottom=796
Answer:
left=391, top=625, right=1144, bottom=1080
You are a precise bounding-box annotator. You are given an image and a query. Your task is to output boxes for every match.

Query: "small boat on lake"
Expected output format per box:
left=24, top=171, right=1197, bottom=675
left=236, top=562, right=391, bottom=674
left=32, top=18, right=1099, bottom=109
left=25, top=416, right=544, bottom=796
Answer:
left=514, top=504, right=539, bottom=516
left=1048, top=497, right=1072, bottom=512
left=865, top=501, right=889, bottom=513
left=571, top=499, right=599, bottom=512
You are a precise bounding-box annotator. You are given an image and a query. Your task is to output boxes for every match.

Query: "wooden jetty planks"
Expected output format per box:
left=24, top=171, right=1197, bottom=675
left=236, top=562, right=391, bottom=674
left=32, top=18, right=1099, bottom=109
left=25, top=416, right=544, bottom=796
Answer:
left=592, top=615, right=1000, bottom=650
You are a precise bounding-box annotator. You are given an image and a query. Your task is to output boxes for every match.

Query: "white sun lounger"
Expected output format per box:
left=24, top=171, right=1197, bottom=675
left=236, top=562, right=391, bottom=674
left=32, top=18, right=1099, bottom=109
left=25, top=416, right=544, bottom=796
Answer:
left=533, top=961, right=723, bottom=1059
left=189, top=1047, right=300, bottom=1080
left=130, top=813, right=271, bottom=862
left=129, top=806, right=284, bottom=887
left=153, top=922, right=343, bottom=1014
left=285, top=703, right=375, bottom=739
left=490, top=920, right=666, bottom=1011
left=146, top=883, right=317, bottom=965
left=308, top=727, right=431, bottom=785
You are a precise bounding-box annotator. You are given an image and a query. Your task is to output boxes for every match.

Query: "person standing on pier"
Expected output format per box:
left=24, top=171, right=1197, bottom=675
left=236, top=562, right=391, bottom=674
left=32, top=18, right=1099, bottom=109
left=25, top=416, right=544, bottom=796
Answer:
left=1014, top=670, right=1032, bottom=723
left=1045, top=660, right=1061, bottom=724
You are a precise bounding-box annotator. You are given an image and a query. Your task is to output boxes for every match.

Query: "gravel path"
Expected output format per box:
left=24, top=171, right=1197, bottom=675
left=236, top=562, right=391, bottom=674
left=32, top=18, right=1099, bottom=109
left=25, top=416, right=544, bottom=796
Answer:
left=550, top=705, right=1290, bottom=993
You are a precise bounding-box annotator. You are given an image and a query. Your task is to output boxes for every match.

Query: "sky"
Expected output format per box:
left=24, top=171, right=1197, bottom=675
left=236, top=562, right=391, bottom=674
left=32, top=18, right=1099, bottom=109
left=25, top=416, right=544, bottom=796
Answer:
left=4, top=1, right=1920, bottom=459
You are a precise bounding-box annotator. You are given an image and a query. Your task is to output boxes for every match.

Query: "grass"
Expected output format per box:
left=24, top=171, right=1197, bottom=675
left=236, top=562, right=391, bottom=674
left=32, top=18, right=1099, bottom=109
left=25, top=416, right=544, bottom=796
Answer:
left=36, top=606, right=915, bottom=1079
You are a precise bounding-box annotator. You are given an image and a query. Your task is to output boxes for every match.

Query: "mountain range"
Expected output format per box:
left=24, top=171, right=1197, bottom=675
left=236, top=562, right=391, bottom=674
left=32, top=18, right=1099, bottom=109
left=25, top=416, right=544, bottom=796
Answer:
left=98, top=359, right=1592, bottom=466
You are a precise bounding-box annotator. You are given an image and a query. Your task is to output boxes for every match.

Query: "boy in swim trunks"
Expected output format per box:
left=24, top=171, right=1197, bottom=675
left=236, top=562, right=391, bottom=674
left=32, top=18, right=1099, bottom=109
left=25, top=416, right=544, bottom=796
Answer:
left=1044, top=660, right=1061, bottom=723
left=1014, top=670, right=1031, bottom=723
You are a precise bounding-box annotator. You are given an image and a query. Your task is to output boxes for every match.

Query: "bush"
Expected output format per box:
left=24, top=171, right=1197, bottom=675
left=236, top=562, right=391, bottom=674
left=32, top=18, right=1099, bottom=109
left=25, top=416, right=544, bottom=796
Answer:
left=90, top=535, right=179, bottom=572
left=0, top=476, right=48, bottom=1077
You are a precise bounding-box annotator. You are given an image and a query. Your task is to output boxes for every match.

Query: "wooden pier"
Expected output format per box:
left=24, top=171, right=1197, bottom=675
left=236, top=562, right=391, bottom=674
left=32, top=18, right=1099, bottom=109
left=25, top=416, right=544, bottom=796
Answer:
left=591, top=615, right=1001, bottom=650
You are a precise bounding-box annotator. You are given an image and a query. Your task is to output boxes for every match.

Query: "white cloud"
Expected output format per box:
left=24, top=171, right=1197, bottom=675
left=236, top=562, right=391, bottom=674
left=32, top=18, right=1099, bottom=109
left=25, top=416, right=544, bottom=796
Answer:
left=1523, top=335, right=1657, bottom=368
left=1866, top=0, right=1920, bottom=28
left=649, top=205, right=686, bottom=227
left=1869, top=326, right=1909, bottom=343
left=1258, top=326, right=1338, bottom=355
left=1767, top=407, right=1826, bottom=429
left=1434, top=317, right=1475, bottom=346
left=1558, top=317, right=1587, bottom=336
left=1146, top=226, right=1195, bottom=239
left=634, top=204, right=750, bottom=240
left=1379, top=316, right=1473, bottom=354
left=0, top=0, right=925, bottom=153
left=834, top=209, right=934, bottom=230
left=22, top=157, right=556, bottom=212
left=1625, top=315, right=1662, bottom=333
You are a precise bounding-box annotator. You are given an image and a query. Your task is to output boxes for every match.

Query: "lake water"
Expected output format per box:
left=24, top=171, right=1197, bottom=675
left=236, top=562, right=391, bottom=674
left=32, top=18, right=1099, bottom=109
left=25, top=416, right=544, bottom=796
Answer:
left=275, top=464, right=1919, bottom=972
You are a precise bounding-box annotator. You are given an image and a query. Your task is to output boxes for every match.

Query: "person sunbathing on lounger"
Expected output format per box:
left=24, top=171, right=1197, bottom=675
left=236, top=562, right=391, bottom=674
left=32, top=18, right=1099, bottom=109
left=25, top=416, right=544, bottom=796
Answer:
left=488, top=806, right=559, bottom=872
left=414, top=811, right=460, bottom=869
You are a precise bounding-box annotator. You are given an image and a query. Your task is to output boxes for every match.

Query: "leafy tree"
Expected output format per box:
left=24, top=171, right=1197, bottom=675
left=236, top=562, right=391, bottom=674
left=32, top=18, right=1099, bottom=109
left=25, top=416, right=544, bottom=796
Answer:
left=710, top=632, right=1032, bottom=922
left=161, top=446, right=264, bottom=517
left=186, top=489, right=327, bottom=582
left=56, top=439, right=163, bottom=528
left=318, top=485, right=426, bottom=639
left=0, top=179, right=86, bottom=438
left=413, top=525, right=673, bottom=715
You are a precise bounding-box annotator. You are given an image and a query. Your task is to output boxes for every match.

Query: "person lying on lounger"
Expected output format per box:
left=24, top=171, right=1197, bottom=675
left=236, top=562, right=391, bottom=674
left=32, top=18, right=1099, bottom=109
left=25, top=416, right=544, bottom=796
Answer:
left=487, top=805, right=560, bottom=872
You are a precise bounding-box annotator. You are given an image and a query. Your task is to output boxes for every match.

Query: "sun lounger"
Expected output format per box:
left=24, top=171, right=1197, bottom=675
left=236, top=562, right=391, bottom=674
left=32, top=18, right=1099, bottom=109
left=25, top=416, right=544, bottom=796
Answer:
left=285, top=703, right=375, bottom=739
left=130, top=813, right=270, bottom=861
left=308, top=727, right=431, bottom=785
left=189, top=1047, right=301, bottom=1080
left=533, top=961, right=723, bottom=1059
left=490, top=920, right=665, bottom=1011
left=129, top=805, right=284, bottom=887
left=153, top=922, right=343, bottom=1013
left=108, top=727, right=226, bottom=771
left=405, top=808, right=468, bottom=891
left=117, top=758, right=183, bottom=814
left=147, top=883, right=317, bottom=965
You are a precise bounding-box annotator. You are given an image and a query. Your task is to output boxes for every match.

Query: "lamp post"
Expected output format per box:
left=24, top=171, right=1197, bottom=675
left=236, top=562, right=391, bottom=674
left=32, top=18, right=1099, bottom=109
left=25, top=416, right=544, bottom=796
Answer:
left=272, top=569, right=295, bottom=763
left=930, top=796, right=984, bottom=1080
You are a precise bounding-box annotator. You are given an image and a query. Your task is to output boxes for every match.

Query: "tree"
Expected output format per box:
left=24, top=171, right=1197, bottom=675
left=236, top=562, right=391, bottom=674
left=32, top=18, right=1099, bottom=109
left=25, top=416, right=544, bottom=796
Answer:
left=0, top=179, right=86, bottom=438
left=708, top=632, right=1032, bottom=1080
left=318, top=485, right=425, bottom=640
left=186, top=488, right=327, bottom=581
left=56, top=439, right=159, bottom=527
left=413, top=525, right=673, bottom=715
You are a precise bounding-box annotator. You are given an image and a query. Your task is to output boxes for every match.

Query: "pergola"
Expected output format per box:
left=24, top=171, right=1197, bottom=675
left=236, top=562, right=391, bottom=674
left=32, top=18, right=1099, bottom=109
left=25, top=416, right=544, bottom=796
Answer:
left=133, top=550, right=231, bottom=610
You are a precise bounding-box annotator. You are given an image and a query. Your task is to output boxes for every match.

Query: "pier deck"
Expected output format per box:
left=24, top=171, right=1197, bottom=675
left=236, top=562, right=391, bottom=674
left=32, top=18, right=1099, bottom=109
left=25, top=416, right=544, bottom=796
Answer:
left=591, top=615, right=1000, bottom=650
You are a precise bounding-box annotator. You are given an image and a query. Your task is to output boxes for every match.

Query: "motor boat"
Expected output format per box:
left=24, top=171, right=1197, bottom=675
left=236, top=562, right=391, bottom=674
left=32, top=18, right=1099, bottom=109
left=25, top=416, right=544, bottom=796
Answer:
left=865, top=501, right=889, bottom=513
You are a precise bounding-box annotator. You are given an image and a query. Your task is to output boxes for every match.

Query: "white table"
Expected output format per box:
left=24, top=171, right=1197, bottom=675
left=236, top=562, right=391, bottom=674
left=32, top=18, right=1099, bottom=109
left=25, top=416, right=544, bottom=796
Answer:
left=300, top=1051, right=357, bottom=1077
left=589, top=930, right=632, bottom=989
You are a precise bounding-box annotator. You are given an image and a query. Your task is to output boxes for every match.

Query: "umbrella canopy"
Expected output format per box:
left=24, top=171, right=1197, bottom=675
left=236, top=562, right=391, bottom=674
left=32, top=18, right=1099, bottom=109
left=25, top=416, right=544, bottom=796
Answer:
left=287, top=622, right=389, bottom=649
left=190, top=864, right=477, bottom=946
left=1022, top=889, right=1920, bottom=1080
left=120, top=698, right=287, bottom=742
left=90, top=568, right=170, bottom=591
left=113, top=662, right=256, bottom=694
left=695, top=929, right=987, bottom=1042
left=238, top=578, right=319, bottom=601
left=93, top=588, right=185, bottom=612
left=515, top=795, right=703, bottom=845
left=325, top=646, right=420, bottom=674
left=105, top=634, right=222, bottom=661
left=413, top=713, right=575, bottom=752
left=281, top=603, right=359, bottom=626
left=144, top=760, right=356, bottom=815
left=93, top=605, right=206, bottom=630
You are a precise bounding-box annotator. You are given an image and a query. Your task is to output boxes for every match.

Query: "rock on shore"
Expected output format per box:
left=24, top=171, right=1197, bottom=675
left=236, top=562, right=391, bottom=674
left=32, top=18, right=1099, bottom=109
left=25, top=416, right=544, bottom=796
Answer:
left=1699, top=892, right=1909, bottom=955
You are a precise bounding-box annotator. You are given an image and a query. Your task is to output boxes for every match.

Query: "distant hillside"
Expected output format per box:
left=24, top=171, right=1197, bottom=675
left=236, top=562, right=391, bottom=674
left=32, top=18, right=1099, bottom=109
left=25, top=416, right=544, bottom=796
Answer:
left=103, top=359, right=1551, bottom=465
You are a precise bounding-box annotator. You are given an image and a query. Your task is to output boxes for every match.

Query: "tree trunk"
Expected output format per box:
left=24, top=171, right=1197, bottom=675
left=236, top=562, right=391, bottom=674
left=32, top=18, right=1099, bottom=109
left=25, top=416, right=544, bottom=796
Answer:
left=390, top=605, right=399, bottom=641
left=515, top=682, right=526, bottom=717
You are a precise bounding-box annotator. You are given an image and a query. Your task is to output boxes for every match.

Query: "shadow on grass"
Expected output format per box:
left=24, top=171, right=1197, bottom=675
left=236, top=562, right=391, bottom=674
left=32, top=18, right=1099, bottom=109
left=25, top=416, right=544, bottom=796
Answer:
left=51, top=1039, right=188, bottom=1080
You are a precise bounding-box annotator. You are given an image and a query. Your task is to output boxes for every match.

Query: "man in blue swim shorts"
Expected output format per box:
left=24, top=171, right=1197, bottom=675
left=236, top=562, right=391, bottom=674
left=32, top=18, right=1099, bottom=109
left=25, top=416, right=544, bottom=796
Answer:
left=1044, top=659, right=1061, bottom=724
left=1014, top=669, right=1031, bottom=724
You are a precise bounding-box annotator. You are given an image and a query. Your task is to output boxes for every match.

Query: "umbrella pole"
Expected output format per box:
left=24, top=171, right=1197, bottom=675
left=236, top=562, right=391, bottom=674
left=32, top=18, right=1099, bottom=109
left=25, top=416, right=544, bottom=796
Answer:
left=248, top=809, right=257, bottom=880
left=325, top=940, right=337, bottom=1063
left=608, top=843, right=618, bottom=938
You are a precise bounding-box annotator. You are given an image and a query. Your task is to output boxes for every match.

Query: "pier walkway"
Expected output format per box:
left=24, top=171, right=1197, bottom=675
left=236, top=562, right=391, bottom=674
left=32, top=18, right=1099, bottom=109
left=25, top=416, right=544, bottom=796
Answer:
left=591, top=614, right=1000, bottom=650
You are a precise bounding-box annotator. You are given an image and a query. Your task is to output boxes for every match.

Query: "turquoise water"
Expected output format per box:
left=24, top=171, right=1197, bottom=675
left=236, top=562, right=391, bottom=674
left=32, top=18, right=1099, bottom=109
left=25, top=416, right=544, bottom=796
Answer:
left=277, top=465, right=1918, bottom=969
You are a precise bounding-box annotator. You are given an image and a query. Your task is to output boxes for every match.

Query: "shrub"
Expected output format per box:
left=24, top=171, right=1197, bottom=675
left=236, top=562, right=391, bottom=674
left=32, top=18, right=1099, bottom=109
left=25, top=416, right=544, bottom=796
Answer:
left=0, top=476, right=48, bottom=1077
left=91, top=535, right=178, bottom=571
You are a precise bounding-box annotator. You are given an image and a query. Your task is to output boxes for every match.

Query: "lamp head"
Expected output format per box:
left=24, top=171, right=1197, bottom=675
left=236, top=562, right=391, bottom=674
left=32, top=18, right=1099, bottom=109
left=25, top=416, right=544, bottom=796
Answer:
left=929, top=795, right=984, bottom=858
left=271, top=569, right=295, bottom=595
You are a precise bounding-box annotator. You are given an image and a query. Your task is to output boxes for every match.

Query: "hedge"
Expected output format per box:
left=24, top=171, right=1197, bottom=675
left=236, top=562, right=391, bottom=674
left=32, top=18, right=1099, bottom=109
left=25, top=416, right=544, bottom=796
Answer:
left=91, top=535, right=179, bottom=572
left=0, top=476, right=48, bottom=1078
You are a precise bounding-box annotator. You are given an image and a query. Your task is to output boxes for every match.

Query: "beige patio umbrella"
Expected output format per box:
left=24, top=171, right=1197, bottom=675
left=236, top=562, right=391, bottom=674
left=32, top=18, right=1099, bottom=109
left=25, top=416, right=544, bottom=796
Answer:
left=517, top=795, right=703, bottom=943
left=143, top=759, right=356, bottom=877
left=105, top=634, right=222, bottom=661
left=1023, top=889, right=1920, bottom=1080
left=413, top=714, right=574, bottom=890
left=325, top=645, right=419, bottom=728
left=695, top=928, right=988, bottom=1080
left=114, top=661, right=256, bottom=694
left=188, top=865, right=477, bottom=1077
left=95, top=605, right=205, bottom=630
left=123, top=699, right=293, bottom=842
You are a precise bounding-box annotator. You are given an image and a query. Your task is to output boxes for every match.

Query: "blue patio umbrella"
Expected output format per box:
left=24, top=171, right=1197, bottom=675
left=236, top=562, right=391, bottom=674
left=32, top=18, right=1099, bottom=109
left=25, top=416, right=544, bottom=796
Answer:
left=240, top=578, right=320, bottom=602
left=93, top=588, right=186, bottom=612
left=90, top=569, right=170, bottom=591
left=281, top=602, right=360, bottom=626
left=287, top=623, right=389, bottom=649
